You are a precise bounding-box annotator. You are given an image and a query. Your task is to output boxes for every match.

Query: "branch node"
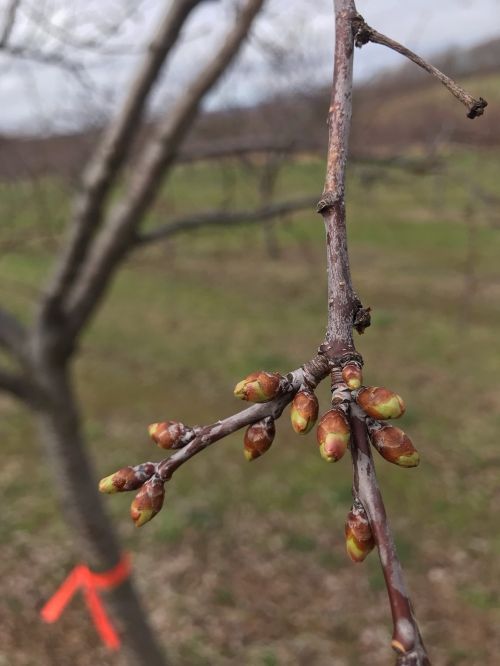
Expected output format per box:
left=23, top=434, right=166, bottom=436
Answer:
left=467, top=97, right=488, bottom=119
left=352, top=16, right=371, bottom=48
left=316, top=191, right=340, bottom=214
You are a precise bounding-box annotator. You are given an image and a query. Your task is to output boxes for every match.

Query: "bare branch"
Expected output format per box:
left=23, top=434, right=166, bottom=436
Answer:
left=353, top=17, right=487, bottom=119
left=350, top=407, right=430, bottom=664
left=40, top=0, right=206, bottom=322
left=0, top=306, right=28, bottom=364
left=0, top=0, right=21, bottom=48
left=317, top=0, right=357, bottom=357
left=64, top=0, right=265, bottom=339
left=135, top=196, right=317, bottom=245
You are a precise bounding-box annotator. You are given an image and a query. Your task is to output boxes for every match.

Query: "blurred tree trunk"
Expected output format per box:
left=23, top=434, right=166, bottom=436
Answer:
left=34, top=359, right=167, bottom=665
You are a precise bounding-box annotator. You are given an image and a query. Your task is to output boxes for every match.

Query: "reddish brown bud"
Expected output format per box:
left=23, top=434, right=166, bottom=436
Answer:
left=316, top=409, right=350, bottom=462
left=148, top=421, right=190, bottom=449
left=290, top=389, right=319, bottom=434
left=356, top=386, right=405, bottom=420
left=244, top=417, right=276, bottom=461
left=130, top=476, right=165, bottom=527
left=342, top=363, right=363, bottom=390
left=99, top=463, right=155, bottom=494
left=234, top=371, right=282, bottom=403
left=370, top=425, right=419, bottom=467
left=345, top=503, right=375, bottom=563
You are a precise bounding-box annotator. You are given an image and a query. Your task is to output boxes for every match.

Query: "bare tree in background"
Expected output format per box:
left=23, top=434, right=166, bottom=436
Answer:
left=0, top=0, right=318, bottom=663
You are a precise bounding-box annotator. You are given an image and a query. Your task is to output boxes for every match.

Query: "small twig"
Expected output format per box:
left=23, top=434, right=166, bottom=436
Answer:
left=156, top=355, right=331, bottom=480
left=353, top=16, right=487, bottom=119
left=134, top=196, right=317, bottom=245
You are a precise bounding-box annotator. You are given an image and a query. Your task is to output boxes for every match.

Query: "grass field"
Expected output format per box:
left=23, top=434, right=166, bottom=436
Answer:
left=1, top=150, right=500, bottom=665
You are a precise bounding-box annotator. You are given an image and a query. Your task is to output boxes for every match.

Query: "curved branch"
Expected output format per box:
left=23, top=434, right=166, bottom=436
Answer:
left=134, top=196, right=317, bottom=245
left=353, top=18, right=487, bottom=119
left=64, top=0, right=265, bottom=340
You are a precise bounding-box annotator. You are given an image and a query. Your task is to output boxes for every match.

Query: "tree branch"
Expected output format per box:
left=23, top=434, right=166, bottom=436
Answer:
left=0, top=0, right=21, bottom=48
left=350, top=408, right=430, bottom=664
left=157, top=354, right=331, bottom=480
left=353, top=17, right=487, bottom=119
left=63, top=0, right=265, bottom=340
left=0, top=306, right=29, bottom=364
left=134, top=196, right=317, bottom=245
left=39, top=0, right=206, bottom=323
left=317, top=0, right=357, bottom=357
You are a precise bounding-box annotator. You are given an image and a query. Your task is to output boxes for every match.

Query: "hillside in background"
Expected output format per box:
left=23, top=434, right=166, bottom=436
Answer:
left=0, top=36, right=498, bottom=181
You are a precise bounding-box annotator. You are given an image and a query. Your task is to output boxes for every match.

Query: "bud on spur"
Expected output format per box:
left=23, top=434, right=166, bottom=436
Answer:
left=356, top=386, right=405, bottom=420
left=99, top=463, right=156, bottom=494
left=244, top=417, right=276, bottom=461
left=148, top=421, right=190, bottom=449
left=316, top=409, right=350, bottom=462
left=234, top=371, right=282, bottom=403
left=341, top=363, right=363, bottom=390
left=371, top=425, right=419, bottom=467
left=130, top=476, right=165, bottom=527
left=291, top=389, right=319, bottom=434
left=345, top=503, right=375, bottom=563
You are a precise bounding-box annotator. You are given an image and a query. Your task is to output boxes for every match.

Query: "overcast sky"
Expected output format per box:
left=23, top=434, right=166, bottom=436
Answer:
left=0, top=0, right=498, bottom=134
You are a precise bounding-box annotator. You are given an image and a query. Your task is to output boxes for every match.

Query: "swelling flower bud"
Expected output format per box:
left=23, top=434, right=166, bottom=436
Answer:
left=244, top=417, right=276, bottom=461
left=342, top=363, right=363, bottom=390
left=370, top=425, right=419, bottom=467
left=316, top=409, right=350, bottom=462
left=99, top=463, right=156, bottom=494
left=356, top=386, right=405, bottom=420
left=345, top=503, right=375, bottom=563
left=291, top=389, right=319, bottom=434
left=148, top=421, right=190, bottom=449
left=130, top=476, right=165, bottom=527
left=234, top=371, right=282, bottom=403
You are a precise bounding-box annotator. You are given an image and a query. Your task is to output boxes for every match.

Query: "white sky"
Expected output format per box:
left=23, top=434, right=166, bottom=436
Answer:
left=0, top=0, right=498, bottom=134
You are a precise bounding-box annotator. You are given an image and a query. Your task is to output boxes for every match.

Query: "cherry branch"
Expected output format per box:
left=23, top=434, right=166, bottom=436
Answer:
left=353, top=17, right=487, bottom=119
left=99, top=0, right=488, bottom=662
